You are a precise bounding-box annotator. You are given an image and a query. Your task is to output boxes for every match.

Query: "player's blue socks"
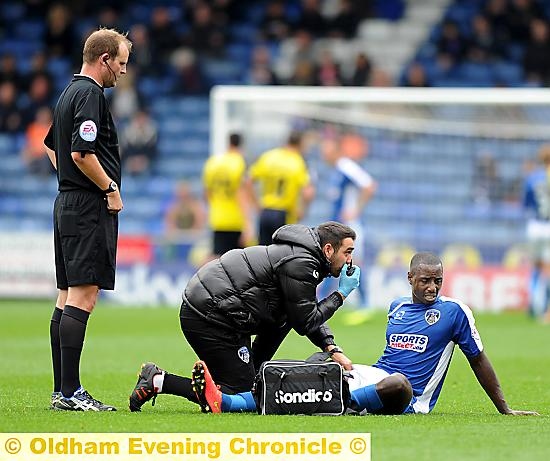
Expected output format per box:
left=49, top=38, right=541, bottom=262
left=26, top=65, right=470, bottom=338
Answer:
left=350, top=384, right=384, bottom=413
left=221, top=391, right=257, bottom=412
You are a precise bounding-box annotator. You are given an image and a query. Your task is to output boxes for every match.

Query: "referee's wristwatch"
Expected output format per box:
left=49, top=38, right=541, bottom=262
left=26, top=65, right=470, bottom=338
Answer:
left=103, top=180, right=118, bottom=194
left=328, top=346, right=344, bottom=355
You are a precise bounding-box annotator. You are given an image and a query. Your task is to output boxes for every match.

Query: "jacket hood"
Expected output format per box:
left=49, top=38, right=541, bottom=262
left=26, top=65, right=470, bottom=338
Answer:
left=272, top=224, right=326, bottom=263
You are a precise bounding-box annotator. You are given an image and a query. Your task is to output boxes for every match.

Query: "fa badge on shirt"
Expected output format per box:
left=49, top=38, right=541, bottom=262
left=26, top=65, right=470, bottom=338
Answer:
left=425, top=309, right=440, bottom=325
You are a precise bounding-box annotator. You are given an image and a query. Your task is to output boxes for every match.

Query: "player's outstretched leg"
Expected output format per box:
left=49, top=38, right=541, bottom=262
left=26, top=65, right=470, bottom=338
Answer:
left=191, top=360, right=222, bottom=414
left=129, top=362, right=164, bottom=412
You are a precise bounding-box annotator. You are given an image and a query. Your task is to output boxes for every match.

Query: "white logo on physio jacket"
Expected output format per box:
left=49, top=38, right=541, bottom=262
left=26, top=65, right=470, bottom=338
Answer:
left=312, top=270, right=319, bottom=279
left=79, top=120, right=97, bottom=142
left=237, top=346, right=250, bottom=364
left=274, top=389, right=333, bottom=404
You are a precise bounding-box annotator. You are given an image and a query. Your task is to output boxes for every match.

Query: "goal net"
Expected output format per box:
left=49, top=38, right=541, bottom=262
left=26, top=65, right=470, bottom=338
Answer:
left=211, top=87, right=550, bottom=310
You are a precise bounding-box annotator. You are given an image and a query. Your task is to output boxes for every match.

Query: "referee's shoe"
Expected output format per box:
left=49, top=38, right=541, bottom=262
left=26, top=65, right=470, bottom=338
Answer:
left=191, top=360, right=222, bottom=413
left=52, top=387, right=116, bottom=411
left=129, top=362, right=164, bottom=412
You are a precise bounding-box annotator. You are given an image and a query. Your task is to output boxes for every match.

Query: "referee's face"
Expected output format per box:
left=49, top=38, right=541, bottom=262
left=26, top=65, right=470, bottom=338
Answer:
left=104, top=43, right=130, bottom=88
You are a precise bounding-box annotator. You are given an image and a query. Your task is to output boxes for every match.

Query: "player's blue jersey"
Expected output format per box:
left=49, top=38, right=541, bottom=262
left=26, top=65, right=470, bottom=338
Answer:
left=524, top=168, right=550, bottom=221
left=327, top=157, right=373, bottom=222
left=374, top=295, right=483, bottom=413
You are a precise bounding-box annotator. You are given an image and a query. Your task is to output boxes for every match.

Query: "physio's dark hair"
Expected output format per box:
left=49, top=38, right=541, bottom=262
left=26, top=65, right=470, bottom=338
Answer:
left=229, top=133, right=242, bottom=148
left=317, top=221, right=356, bottom=252
left=410, top=252, right=442, bottom=272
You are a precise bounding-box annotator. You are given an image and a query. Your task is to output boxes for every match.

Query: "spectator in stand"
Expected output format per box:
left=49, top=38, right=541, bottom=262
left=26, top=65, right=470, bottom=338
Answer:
left=289, top=59, right=316, bottom=85
left=369, top=68, right=393, bottom=87
left=328, top=0, right=360, bottom=39
left=0, top=81, right=23, bottom=134
left=184, top=2, right=227, bottom=58
left=0, top=53, right=21, bottom=88
left=260, top=0, right=293, bottom=42
left=24, top=51, right=53, bottom=93
left=467, top=14, right=506, bottom=62
left=22, top=74, right=54, bottom=126
left=21, top=106, right=54, bottom=177
left=316, top=49, right=342, bottom=86
left=483, top=0, right=510, bottom=45
left=164, top=182, right=207, bottom=235
left=107, top=67, right=142, bottom=123
left=149, top=6, right=181, bottom=74
left=349, top=52, right=372, bottom=86
left=296, top=0, right=327, bottom=38
left=128, top=24, right=153, bottom=77
left=120, top=109, right=158, bottom=177
left=436, top=20, right=468, bottom=67
left=506, top=0, right=546, bottom=43
left=43, top=3, right=75, bottom=60
left=523, top=19, right=550, bottom=86
left=472, top=152, right=503, bottom=207
left=403, top=62, right=431, bottom=87
left=170, top=48, right=206, bottom=95
left=247, top=45, right=279, bottom=85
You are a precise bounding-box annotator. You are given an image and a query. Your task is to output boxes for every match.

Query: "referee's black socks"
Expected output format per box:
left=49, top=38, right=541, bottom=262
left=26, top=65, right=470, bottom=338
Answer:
left=60, top=305, right=90, bottom=397
left=50, top=307, right=63, bottom=393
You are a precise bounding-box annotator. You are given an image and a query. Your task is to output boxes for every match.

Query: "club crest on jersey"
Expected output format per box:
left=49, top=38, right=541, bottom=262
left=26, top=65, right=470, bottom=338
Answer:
left=425, top=309, right=440, bottom=325
left=237, top=346, right=250, bottom=364
left=79, top=120, right=97, bottom=142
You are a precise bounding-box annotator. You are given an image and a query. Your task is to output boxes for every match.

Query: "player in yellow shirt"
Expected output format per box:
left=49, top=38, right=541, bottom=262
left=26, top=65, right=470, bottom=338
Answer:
left=202, top=133, right=252, bottom=256
left=248, top=131, right=315, bottom=245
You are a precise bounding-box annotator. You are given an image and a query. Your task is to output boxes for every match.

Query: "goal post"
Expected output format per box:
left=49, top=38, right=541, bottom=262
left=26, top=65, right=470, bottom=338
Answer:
left=210, top=86, right=550, bottom=310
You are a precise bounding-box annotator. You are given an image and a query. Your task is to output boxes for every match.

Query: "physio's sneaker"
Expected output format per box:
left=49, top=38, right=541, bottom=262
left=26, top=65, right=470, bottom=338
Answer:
left=50, top=391, right=62, bottom=409
left=129, top=362, right=164, bottom=412
left=52, top=388, right=117, bottom=411
left=191, top=360, right=222, bottom=414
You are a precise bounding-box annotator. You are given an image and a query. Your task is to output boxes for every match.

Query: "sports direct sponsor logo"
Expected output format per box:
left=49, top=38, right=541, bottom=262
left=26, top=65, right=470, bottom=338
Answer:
left=79, top=120, right=97, bottom=142
left=274, top=389, right=333, bottom=404
left=389, top=334, right=428, bottom=353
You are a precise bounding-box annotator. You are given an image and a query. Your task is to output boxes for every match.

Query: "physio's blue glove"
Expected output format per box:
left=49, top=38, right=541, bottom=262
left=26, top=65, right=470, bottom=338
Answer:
left=338, top=265, right=361, bottom=298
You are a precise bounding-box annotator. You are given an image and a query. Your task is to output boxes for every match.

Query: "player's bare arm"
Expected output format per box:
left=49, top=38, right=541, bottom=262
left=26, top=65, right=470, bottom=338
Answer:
left=468, top=351, right=539, bottom=416
left=71, top=151, right=123, bottom=213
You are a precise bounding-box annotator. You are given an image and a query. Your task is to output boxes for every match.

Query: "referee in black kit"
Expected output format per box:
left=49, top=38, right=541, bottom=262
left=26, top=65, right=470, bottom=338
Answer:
left=44, top=28, right=132, bottom=411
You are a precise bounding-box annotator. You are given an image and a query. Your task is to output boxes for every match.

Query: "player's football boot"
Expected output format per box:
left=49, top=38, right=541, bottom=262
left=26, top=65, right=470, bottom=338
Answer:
left=52, top=387, right=117, bottom=411
left=50, top=391, right=62, bottom=409
left=129, top=362, right=164, bottom=412
left=191, top=360, right=222, bottom=414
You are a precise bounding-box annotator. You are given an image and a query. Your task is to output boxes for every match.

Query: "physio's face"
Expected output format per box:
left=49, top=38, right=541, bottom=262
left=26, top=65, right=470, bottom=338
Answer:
left=326, top=237, right=354, bottom=277
left=408, top=264, right=443, bottom=304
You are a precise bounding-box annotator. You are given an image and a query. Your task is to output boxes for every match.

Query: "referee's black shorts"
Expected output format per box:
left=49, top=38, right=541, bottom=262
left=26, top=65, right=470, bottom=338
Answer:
left=179, top=301, right=255, bottom=394
left=54, top=190, right=118, bottom=290
left=258, top=208, right=287, bottom=245
left=212, top=230, right=242, bottom=256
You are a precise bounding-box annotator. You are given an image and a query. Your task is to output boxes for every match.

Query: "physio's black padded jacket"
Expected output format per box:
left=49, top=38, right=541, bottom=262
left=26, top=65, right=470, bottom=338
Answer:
left=183, top=224, right=343, bottom=354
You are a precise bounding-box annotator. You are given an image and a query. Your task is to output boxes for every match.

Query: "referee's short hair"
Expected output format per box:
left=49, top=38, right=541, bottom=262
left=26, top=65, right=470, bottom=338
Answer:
left=83, top=27, right=132, bottom=64
left=317, top=221, right=356, bottom=252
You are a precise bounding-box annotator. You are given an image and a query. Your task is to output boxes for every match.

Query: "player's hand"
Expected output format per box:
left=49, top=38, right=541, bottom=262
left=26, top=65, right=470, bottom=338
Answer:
left=106, top=190, right=123, bottom=214
left=330, top=351, right=353, bottom=371
left=338, top=265, right=361, bottom=298
left=504, top=409, right=540, bottom=416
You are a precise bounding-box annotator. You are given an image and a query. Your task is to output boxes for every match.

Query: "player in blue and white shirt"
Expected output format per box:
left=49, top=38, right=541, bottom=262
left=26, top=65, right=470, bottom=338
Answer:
left=347, top=252, right=538, bottom=415
left=321, top=138, right=376, bottom=310
left=523, top=144, right=550, bottom=321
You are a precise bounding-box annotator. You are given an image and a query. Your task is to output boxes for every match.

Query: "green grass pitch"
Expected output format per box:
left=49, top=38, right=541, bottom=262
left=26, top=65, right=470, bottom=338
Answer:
left=0, top=299, right=549, bottom=460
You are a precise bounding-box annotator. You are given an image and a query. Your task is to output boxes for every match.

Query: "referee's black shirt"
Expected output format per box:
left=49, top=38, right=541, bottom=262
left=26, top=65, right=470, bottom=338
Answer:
left=45, top=75, right=121, bottom=193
